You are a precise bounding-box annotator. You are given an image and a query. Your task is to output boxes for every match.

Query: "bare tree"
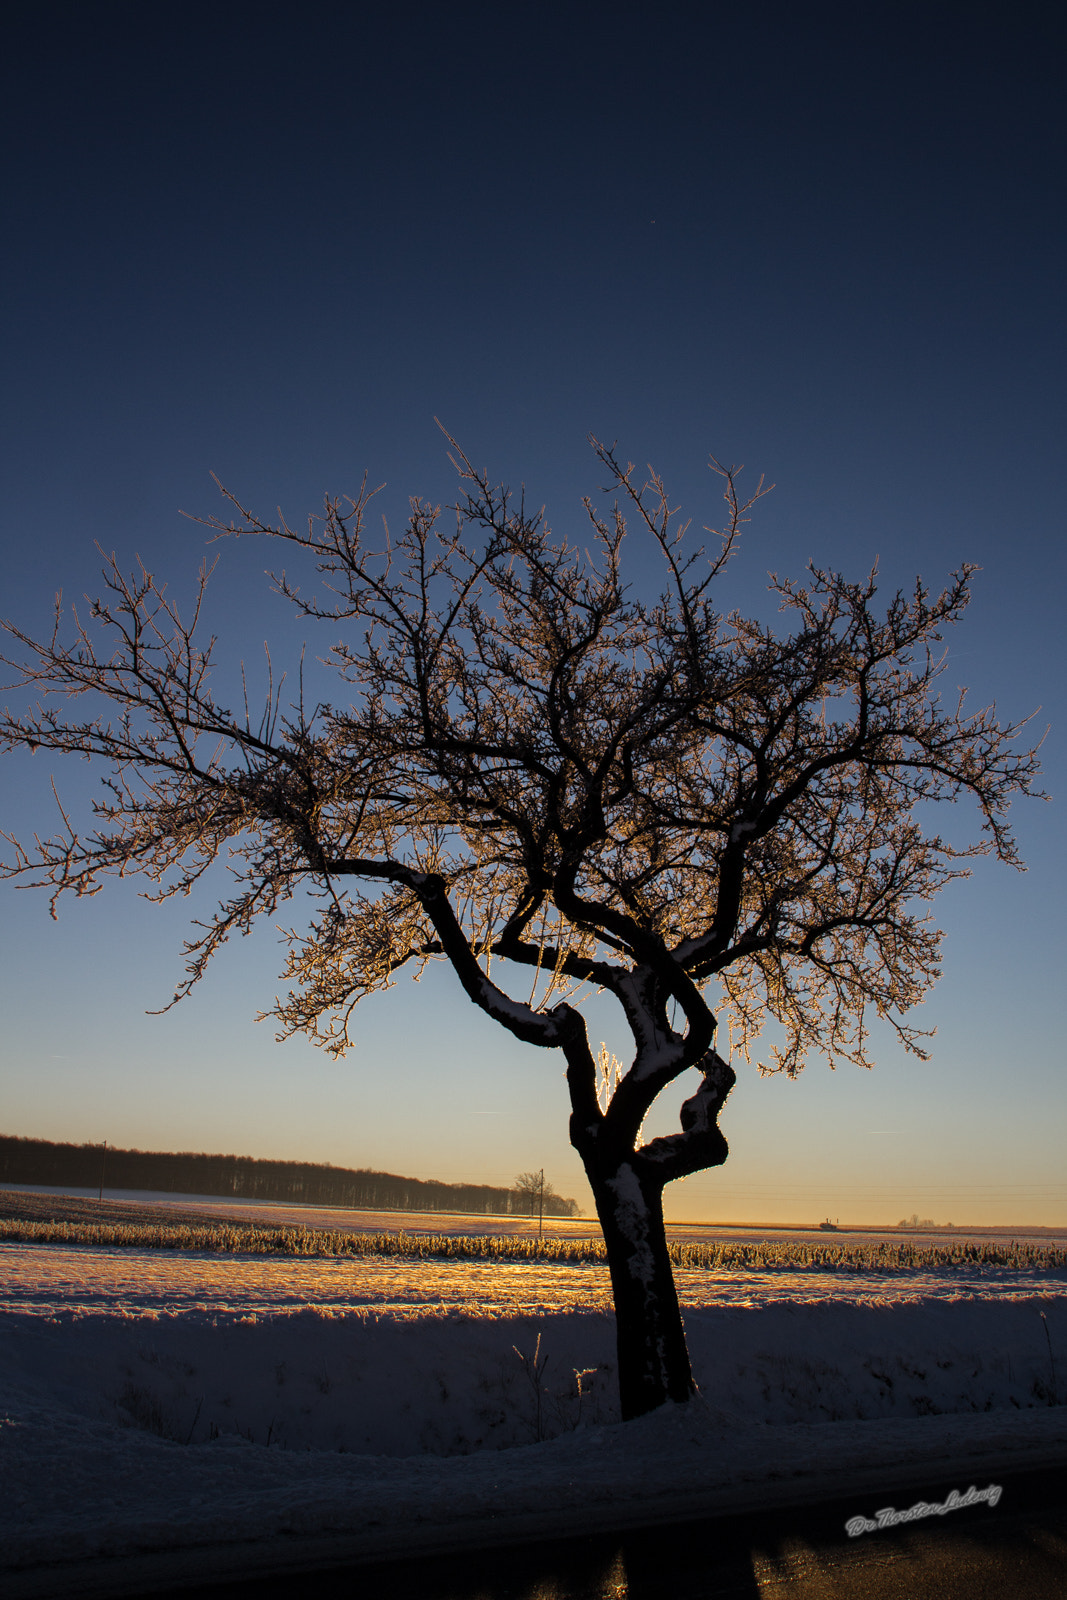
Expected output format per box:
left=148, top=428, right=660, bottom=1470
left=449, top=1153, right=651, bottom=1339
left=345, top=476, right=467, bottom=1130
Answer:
left=1, top=433, right=1042, bottom=1419
left=514, top=1170, right=546, bottom=1217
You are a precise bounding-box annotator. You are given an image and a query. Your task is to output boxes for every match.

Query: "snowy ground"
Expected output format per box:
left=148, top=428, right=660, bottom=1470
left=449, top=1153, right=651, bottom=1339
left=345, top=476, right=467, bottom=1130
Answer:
left=6, top=1181, right=1064, bottom=1245
left=2, top=1207, right=1066, bottom=1595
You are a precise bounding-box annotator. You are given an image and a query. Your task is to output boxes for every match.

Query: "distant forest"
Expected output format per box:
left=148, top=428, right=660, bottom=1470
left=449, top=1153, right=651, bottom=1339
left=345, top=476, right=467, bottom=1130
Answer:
left=0, top=1135, right=581, bottom=1217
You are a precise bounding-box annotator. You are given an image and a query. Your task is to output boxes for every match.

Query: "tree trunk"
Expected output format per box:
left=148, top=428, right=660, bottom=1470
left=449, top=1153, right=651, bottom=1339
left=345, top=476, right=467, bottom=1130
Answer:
left=585, top=1157, right=695, bottom=1419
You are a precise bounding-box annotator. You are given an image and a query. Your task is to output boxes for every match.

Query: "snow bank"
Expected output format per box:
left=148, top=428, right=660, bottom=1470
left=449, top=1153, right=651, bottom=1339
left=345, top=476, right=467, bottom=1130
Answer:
left=2, top=1297, right=1063, bottom=1462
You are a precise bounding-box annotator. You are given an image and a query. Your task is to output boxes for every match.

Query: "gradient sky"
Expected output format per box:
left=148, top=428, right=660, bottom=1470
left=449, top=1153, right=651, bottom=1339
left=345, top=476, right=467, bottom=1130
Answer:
left=2, top=3, right=1064, bottom=1225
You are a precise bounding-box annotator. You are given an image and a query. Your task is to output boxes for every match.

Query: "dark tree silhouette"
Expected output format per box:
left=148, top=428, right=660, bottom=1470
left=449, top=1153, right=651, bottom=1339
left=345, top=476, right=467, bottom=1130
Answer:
left=1, top=433, right=1041, bottom=1418
left=514, top=1170, right=546, bottom=1217
left=0, top=1135, right=580, bottom=1215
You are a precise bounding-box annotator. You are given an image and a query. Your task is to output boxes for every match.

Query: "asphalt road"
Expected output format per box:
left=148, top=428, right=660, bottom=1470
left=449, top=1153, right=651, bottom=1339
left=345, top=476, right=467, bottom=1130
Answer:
left=116, top=1461, right=1066, bottom=1600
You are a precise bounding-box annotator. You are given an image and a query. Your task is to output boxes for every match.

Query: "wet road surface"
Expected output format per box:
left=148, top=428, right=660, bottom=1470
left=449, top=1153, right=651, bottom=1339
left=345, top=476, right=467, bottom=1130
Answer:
left=125, top=1461, right=1066, bottom=1600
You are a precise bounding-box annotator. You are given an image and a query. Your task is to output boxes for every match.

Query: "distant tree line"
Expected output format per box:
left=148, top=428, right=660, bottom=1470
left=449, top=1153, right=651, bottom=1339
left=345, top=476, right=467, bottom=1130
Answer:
left=0, top=1135, right=581, bottom=1216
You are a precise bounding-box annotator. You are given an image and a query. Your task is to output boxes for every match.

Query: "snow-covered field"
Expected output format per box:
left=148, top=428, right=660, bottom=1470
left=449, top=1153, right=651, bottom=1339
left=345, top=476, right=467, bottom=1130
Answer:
left=2, top=1212, right=1066, bottom=1594
left=7, top=1181, right=1063, bottom=1247
left=11, top=1237, right=1066, bottom=1317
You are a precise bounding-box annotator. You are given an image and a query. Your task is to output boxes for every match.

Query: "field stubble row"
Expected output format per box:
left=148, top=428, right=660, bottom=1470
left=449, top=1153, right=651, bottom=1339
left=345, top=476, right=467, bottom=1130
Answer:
left=3, top=1213, right=1065, bottom=1273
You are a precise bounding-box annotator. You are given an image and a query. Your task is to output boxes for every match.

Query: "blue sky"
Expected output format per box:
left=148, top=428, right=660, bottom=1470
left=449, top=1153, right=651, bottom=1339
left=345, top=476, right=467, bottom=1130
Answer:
left=2, top=2, right=1063, bottom=1223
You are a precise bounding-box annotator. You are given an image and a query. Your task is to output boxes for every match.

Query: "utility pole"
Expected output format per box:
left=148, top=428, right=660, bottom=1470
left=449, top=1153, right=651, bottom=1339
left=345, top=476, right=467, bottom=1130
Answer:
left=98, top=1140, right=107, bottom=1203
left=538, top=1167, right=544, bottom=1239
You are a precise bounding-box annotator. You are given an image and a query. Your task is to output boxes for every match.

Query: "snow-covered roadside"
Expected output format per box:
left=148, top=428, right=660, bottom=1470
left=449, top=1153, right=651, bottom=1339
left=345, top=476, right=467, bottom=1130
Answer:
left=1, top=1243, right=1065, bottom=1596
left=3, top=1298, right=1065, bottom=1458
left=3, top=1383, right=1065, bottom=1600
